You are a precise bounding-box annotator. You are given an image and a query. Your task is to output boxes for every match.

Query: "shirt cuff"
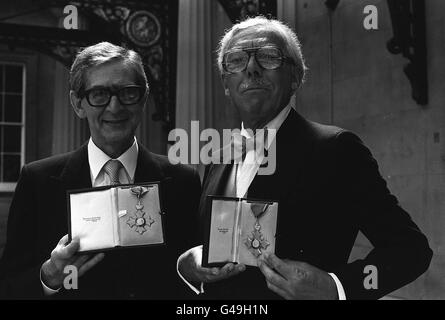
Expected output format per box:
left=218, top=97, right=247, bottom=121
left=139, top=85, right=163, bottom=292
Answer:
left=176, top=250, right=204, bottom=295
left=328, top=273, right=346, bottom=300
left=40, top=266, right=61, bottom=296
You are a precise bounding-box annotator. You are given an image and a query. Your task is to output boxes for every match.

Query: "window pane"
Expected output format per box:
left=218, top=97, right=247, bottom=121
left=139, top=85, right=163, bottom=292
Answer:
left=0, top=93, right=3, bottom=122
left=0, top=65, right=3, bottom=91
left=4, top=65, right=23, bottom=93
left=4, top=94, right=22, bottom=122
left=3, top=126, right=21, bottom=153
left=3, top=154, right=20, bottom=182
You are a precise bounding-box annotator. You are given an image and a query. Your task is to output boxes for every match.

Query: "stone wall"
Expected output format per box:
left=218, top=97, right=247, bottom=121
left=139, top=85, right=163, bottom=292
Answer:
left=289, top=0, right=445, bottom=299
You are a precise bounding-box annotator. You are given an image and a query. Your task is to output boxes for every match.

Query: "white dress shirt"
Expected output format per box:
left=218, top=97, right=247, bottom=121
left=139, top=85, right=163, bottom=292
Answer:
left=234, top=104, right=291, bottom=198
left=88, top=137, right=138, bottom=186
left=41, top=137, right=139, bottom=295
left=179, top=105, right=346, bottom=300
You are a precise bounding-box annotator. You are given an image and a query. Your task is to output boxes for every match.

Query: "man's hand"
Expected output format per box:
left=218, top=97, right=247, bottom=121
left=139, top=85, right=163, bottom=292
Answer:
left=178, top=245, right=245, bottom=284
left=258, top=253, right=338, bottom=300
left=41, top=235, right=105, bottom=290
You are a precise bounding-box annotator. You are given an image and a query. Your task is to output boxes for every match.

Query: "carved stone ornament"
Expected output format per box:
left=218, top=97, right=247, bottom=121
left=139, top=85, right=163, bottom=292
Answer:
left=125, top=10, right=161, bottom=48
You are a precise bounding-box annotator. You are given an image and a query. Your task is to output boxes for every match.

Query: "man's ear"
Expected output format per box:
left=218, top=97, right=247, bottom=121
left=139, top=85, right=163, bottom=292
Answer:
left=291, top=66, right=300, bottom=87
left=142, top=85, right=150, bottom=112
left=221, top=74, right=230, bottom=96
left=70, top=90, right=86, bottom=119
left=289, top=67, right=301, bottom=93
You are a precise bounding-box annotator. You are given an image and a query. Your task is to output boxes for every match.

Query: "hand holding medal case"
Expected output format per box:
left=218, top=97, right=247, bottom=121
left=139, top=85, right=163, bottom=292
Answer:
left=202, top=196, right=279, bottom=267
left=68, top=182, right=165, bottom=253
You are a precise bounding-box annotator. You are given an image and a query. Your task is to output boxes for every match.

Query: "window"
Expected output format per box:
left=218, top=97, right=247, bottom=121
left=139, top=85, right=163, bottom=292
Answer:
left=0, top=63, right=25, bottom=192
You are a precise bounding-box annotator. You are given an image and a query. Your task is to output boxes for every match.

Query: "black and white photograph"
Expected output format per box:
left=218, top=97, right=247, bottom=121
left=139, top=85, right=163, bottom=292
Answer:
left=0, top=0, right=443, bottom=305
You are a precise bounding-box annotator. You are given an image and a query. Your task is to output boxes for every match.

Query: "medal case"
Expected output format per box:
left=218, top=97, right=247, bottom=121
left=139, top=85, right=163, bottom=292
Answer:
left=67, top=182, right=165, bottom=253
left=202, top=195, right=279, bottom=267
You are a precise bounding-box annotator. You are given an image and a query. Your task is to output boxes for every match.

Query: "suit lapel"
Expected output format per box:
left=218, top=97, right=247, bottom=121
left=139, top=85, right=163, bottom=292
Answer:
left=198, top=163, right=234, bottom=217
left=133, top=144, right=165, bottom=183
left=248, top=109, right=313, bottom=200
left=52, top=142, right=92, bottom=190
left=44, top=143, right=91, bottom=238
left=207, top=164, right=233, bottom=195
left=277, top=109, right=315, bottom=196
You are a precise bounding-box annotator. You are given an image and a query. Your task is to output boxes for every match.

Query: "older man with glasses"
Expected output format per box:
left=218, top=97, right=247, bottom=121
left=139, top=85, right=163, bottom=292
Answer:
left=0, top=42, right=201, bottom=299
left=177, top=16, right=432, bottom=300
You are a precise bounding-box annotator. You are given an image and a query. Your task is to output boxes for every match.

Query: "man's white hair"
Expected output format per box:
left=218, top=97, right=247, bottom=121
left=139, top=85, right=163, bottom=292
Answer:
left=217, top=16, right=308, bottom=86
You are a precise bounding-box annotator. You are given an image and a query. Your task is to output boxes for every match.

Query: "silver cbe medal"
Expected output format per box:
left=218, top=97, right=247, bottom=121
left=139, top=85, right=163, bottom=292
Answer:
left=127, top=186, right=154, bottom=235
left=244, top=203, right=270, bottom=257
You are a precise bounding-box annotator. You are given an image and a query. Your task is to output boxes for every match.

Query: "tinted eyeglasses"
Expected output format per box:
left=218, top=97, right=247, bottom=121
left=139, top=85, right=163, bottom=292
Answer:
left=222, top=46, right=295, bottom=74
left=81, top=85, right=147, bottom=107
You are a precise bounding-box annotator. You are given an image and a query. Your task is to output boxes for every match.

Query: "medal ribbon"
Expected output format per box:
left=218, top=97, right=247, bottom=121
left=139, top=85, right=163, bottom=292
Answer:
left=250, top=203, right=270, bottom=219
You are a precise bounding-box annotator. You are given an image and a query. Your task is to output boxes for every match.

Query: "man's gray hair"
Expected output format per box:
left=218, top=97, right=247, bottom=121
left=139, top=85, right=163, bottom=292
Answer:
left=69, top=42, right=148, bottom=95
left=217, top=16, right=307, bottom=85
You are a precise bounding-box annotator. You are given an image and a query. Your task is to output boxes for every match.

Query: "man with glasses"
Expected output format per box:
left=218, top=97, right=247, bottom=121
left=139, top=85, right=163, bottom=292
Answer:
left=177, top=17, right=432, bottom=299
left=0, top=42, right=201, bottom=299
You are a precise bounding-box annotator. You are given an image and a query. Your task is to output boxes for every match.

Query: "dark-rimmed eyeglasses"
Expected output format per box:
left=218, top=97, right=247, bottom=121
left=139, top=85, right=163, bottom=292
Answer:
left=81, top=85, right=147, bottom=107
left=222, top=46, right=295, bottom=74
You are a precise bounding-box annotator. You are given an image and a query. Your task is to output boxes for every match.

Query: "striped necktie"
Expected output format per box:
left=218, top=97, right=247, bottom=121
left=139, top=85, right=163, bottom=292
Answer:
left=103, top=159, right=122, bottom=185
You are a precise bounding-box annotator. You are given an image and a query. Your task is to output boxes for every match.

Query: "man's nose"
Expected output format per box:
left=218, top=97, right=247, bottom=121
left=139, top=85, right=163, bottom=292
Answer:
left=107, top=95, right=124, bottom=113
left=245, top=53, right=262, bottom=77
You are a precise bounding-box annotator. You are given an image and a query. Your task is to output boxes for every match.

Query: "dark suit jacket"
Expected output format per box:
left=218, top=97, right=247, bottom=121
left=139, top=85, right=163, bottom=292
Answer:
left=0, top=142, right=201, bottom=299
left=199, top=109, right=432, bottom=300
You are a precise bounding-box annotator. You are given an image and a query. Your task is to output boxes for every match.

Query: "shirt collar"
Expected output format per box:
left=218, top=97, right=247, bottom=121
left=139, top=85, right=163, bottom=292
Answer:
left=240, top=104, right=292, bottom=150
left=88, top=137, right=139, bottom=183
